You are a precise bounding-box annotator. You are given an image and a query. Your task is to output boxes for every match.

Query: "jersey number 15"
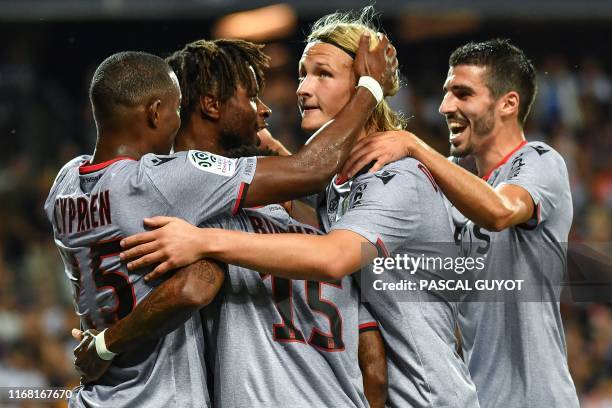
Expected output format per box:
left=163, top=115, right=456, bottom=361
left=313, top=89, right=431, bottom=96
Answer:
left=269, top=276, right=345, bottom=352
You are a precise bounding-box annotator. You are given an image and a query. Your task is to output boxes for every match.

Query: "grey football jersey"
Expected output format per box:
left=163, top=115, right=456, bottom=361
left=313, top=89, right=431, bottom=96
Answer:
left=44, top=151, right=257, bottom=408
left=202, top=205, right=375, bottom=408
left=329, top=158, right=479, bottom=408
left=451, top=142, right=579, bottom=408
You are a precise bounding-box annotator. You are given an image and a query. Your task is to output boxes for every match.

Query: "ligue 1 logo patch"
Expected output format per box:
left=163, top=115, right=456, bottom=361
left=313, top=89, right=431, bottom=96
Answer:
left=188, top=150, right=237, bottom=177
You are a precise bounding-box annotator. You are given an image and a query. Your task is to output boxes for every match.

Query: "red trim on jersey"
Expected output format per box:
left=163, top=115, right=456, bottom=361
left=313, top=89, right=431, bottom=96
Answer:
left=335, top=174, right=349, bottom=185
left=375, top=238, right=389, bottom=257
left=482, top=141, right=527, bottom=181
left=417, top=163, right=439, bottom=192
left=232, top=182, right=249, bottom=215
left=359, top=321, right=378, bottom=330
left=79, top=157, right=136, bottom=174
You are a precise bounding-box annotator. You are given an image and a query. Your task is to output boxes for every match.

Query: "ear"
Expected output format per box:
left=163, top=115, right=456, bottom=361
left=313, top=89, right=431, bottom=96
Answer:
left=147, top=99, right=162, bottom=128
left=499, top=91, right=520, bottom=119
left=200, top=95, right=221, bottom=120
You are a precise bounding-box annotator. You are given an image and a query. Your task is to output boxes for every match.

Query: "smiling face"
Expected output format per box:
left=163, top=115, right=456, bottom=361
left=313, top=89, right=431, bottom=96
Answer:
left=297, top=42, right=356, bottom=133
left=439, top=65, right=498, bottom=157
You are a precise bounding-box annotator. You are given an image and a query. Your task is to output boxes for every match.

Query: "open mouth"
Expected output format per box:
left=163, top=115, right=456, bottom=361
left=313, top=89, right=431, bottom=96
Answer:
left=448, top=122, right=468, bottom=140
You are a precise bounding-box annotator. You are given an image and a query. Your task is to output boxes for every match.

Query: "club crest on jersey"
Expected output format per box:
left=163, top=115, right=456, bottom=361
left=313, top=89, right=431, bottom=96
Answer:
left=188, top=150, right=236, bottom=177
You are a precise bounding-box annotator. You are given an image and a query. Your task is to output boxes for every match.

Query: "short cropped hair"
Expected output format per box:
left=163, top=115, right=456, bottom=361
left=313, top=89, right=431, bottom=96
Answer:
left=449, top=39, right=537, bottom=125
left=89, top=51, right=175, bottom=122
left=166, top=39, right=269, bottom=123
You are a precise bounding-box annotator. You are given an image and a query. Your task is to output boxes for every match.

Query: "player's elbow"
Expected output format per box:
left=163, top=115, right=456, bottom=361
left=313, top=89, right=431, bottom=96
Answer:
left=487, top=220, right=508, bottom=232
left=487, top=210, right=514, bottom=232
left=318, top=251, right=351, bottom=281
left=321, top=263, right=345, bottom=281
left=481, top=205, right=515, bottom=232
left=179, top=283, right=216, bottom=308
left=176, top=261, right=223, bottom=307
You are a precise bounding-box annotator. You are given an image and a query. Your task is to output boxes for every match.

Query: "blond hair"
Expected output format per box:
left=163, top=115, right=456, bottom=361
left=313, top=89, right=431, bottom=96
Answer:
left=307, top=7, right=406, bottom=132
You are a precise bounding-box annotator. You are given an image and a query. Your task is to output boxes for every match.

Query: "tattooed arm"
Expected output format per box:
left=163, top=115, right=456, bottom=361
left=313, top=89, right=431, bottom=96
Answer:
left=73, top=260, right=224, bottom=383
left=105, top=260, right=225, bottom=352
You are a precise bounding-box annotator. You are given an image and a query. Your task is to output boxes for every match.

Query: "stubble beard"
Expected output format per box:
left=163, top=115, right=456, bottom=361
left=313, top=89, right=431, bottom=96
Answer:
left=450, top=104, right=495, bottom=158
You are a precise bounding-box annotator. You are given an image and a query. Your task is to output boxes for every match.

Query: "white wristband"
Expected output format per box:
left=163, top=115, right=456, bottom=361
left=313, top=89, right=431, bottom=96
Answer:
left=357, top=76, right=383, bottom=104
left=94, top=329, right=117, bottom=361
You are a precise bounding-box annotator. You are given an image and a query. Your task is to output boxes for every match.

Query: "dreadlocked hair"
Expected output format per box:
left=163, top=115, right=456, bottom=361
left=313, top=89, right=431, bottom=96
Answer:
left=307, top=6, right=406, bottom=132
left=166, top=39, right=270, bottom=123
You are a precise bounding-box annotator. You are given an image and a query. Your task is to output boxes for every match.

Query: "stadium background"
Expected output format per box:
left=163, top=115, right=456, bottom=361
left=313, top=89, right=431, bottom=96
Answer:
left=0, top=1, right=610, bottom=406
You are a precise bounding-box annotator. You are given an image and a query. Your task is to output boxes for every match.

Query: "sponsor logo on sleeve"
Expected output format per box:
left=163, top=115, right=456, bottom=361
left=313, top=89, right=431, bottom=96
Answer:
left=188, top=150, right=237, bottom=177
left=243, top=157, right=256, bottom=178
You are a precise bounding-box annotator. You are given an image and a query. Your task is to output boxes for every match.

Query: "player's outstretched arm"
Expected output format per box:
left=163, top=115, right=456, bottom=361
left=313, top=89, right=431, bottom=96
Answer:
left=72, top=259, right=224, bottom=383
left=120, top=216, right=377, bottom=281
left=341, top=130, right=534, bottom=231
left=359, top=329, right=388, bottom=408
left=241, top=32, right=399, bottom=208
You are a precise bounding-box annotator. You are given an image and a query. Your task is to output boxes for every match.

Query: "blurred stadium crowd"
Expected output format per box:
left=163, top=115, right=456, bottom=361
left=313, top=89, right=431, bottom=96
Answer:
left=0, top=15, right=610, bottom=407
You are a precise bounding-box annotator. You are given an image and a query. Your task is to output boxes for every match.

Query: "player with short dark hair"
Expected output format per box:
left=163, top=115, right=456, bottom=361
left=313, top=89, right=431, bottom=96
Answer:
left=448, top=38, right=536, bottom=127
left=339, top=38, right=580, bottom=407
left=47, top=35, right=397, bottom=407
left=89, top=51, right=178, bottom=125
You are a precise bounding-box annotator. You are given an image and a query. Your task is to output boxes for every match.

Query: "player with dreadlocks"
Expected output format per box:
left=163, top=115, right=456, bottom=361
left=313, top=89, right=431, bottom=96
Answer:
left=167, top=39, right=275, bottom=155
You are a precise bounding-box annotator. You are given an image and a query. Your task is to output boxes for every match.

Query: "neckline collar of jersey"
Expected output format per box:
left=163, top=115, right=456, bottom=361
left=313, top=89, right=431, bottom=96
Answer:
left=79, top=156, right=136, bottom=174
left=482, top=140, right=527, bottom=181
